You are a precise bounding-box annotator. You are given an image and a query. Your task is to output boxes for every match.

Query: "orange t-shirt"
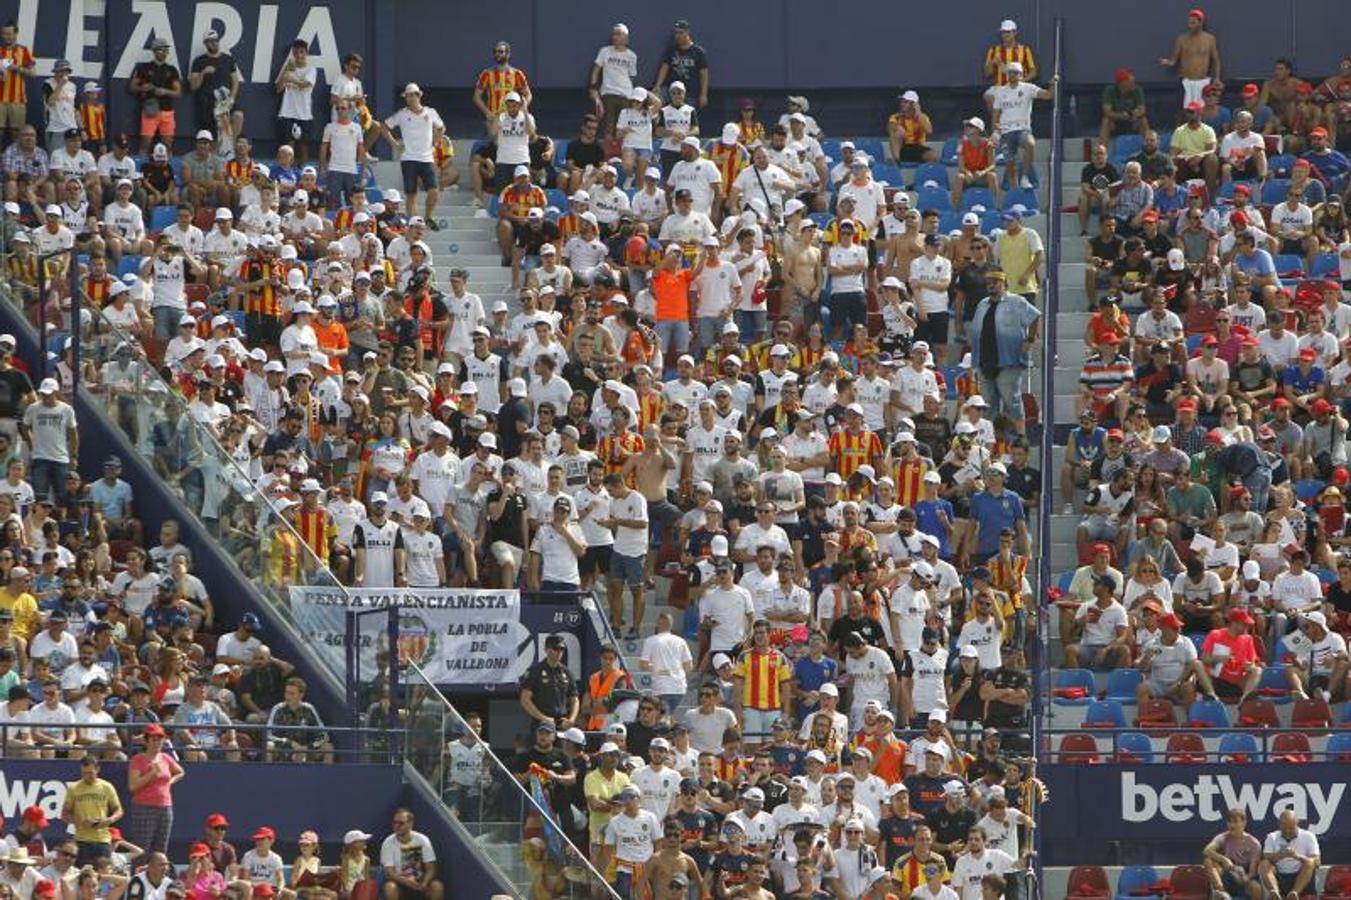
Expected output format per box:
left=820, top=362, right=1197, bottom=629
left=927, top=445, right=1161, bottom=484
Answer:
left=312, top=319, right=350, bottom=374
left=650, top=267, right=694, bottom=322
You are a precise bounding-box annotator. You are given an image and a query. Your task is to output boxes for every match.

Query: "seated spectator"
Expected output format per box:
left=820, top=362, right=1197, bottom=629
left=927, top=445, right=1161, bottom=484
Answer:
left=1063, top=574, right=1131, bottom=670
left=1197, top=608, right=1263, bottom=702
left=1100, top=69, right=1149, bottom=148
left=1258, top=810, right=1320, bottom=900
left=1203, top=808, right=1264, bottom=900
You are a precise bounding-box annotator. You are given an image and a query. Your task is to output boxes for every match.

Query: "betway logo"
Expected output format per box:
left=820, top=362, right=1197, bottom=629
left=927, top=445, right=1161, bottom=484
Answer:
left=1123, top=772, right=1343, bottom=834
left=0, top=774, right=66, bottom=822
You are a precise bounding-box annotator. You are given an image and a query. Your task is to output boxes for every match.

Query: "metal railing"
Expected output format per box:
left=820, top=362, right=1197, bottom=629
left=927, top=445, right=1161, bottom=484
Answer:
left=402, top=659, right=620, bottom=900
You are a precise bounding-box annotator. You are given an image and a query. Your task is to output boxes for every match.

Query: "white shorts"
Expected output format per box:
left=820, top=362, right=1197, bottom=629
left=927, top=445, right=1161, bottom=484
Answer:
left=1182, top=78, right=1212, bottom=106
left=490, top=541, right=524, bottom=571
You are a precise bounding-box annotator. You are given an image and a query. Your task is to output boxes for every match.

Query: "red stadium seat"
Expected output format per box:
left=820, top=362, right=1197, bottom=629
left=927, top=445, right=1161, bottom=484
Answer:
left=1168, top=865, right=1212, bottom=900
left=1236, top=698, right=1280, bottom=729
left=1270, top=732, right=1314, bottom=763
left=1135, top=698, right=1177, bottom=729
left=1058, top=732, right=1102, bottom=764
left=1064, top=865, right=1111, bottom=900
left=1291, top=697, right=1333, bottom=732
left=1164, top=732, right=1208, bottom=764
left=1321, top=864, right=1351, bottom=900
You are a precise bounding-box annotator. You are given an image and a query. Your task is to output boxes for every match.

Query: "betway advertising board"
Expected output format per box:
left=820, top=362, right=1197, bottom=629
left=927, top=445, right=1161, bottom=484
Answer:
left=1041, top=765, right=1348, bottom=862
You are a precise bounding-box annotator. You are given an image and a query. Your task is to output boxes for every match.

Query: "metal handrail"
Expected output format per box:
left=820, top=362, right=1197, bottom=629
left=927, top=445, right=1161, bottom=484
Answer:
left=402, top=659, right=621, bottom=899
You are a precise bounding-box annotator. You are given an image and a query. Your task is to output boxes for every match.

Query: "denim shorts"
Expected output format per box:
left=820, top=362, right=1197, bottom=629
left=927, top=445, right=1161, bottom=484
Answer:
left=608, top=551, right=646, bottom=587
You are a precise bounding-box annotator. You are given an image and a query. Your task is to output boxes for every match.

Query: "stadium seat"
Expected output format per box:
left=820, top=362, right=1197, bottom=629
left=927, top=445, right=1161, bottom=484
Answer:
left=1052, top=668, right=1097, bottom=706
left=1169, top=866, right=1211, bottom=900
left=1058, top=732, right=1102, bottom=764
left=1293, top=480, right=1326, bottom=502
left=1267, top=154, right=1296, bottom=177
left=1065, top=865, right=1111, bottom=900
left=819, top=139, right=842, bottom=161
left=1270, top=732, right=1314, bottom=763
left=1292, top=697, right=1333, bottom=731
left=168, top=156, right=184, bottom=185
left=193, top=206, right=217, bottom=230
left=1001, top=187, right=1039, bottom=214
left=853, top=138, right=886, bottom=162
left=872, top=162, right=905, bottom=188
left=365, top=187, right=383, bottom=204
left=1321, top=864, right=1351, bottom=900
left=1311, top=253, right=1338, bottom=278
left=148, top=206, right=176, bottom=233
left=1237, top=697, right=1281, bottom=728
left=1274, top=254, right=1305, bottom=277
left=1164, top=731, right=1208, bottom=763
left=1085, top=699, right=1127, bottom=729
left=1218, top=731, right=1262, bottom=763
left=185, top=283, right=210, bottom=304
left=1110, top=134, right=1144, bottom=165
left=1325, top=732, right=1351, bottom=762
left=960, top=187, right=994, bottom=212
left=1135, top=698, right=1177, bottom=728
left=980, top=210, right=1004, bottom=235
left=1184, top=334, right=1205, bottom=355
left=1186, top=698, right=1229, bottom=728
left=1056, top=571, right=1075, bottom=594
left=1215, top=182, right=1237, bottom=202
left=938, top=211, right=965, bottom=233
left=912, top=163, right=949, bottom=190
left=1115, top=731, right=1154, bottom=763
left=1114, top=865, right=1163, bottom=900
left=939, top=137, right=960, bottom=166
left=545, top=188, right=567, bottom=209
left=1105, top=669, right=1142, bottom=705
left=116, top=255, right=142, bottom=279
left=1261, top=178, right=1292, bottom=205
left=915, top=186, right=951, bottom=212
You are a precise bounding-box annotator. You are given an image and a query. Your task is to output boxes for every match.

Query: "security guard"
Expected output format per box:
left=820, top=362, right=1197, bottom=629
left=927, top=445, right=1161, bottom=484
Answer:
left=520, top=634, right=580, bottom=729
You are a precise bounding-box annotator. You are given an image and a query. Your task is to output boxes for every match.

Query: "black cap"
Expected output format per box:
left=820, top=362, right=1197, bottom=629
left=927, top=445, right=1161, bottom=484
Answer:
left=843, top=631, right=865, bottom=647
left=673, top=188, right=692, bottom=199
left=545, top=635, right=567, bottom=650
left=679, top=777, right=699, bottom=793
left=673, top=18, right=690, bottom=29
left=970, top=566, right=992, bottom=581
left=64, top=128, right=81, bottom=140
left=1093, top=574, right=1118, bottom=589
left=7, top=684, right=29, bottom=701
left=921, top=626, right=942, bottom=643
left=48, top=609, right=68, bottom=621
left=923, top=233, right=942, bottom=246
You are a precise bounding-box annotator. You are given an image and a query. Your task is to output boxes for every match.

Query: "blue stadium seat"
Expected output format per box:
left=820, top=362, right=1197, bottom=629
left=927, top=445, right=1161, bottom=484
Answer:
left=1293, top=479, right=1325, bottom=502
left=1115, top=731, right=1154, bottom=762
left=1261, top=178, right=1292, bottom=206
left=1187, top=698, right=1230, bottom=728
left=1052, top=668, right=1096, bottom=707
left=938, top=211, right=964, bottom=233
left=1001, top=187, right=1039, bottom=213
left=1256, top=665, right=1292, bottom=703
left=939, top=137, right=960, bottom=166
left=487, top=196, right=500, bottom=216
left=552, top=139, right=568, bottom=165
left=1115, top=867, right=1163, bottom=900
left=852, top=138, right=886, bottom=162
left=148, top=206, right=176, bottom=233
left=872, top=162, right=905, bottom=189
left=545, top=188, right=568, bottom=209
left=1268, top=154, right=1296, bottom=177
left=168, top=156, right=184, bottom=185
left=809, top=212, right=832, bottom=231
left=980, top=210, right=1004, bottom=234
left=820, top=139, right=842, bottom=161
left=1311, top=253, right=1338, bottom=277
left=915, top=186, right=951, bottom=212
left=1085, top=699, right=1128, bottom=729
left=1274, top=254, right=1305, bottom=276
left=366, top=187, right=383, bottom=204
left=1110, top=134, right=1144, bottom=166
left=1105, top=669, right=1142, bottom=705
left=959, top=187, right=994, bottom=212
left=116, top=255, right=142, bottom=279
left=1330, top=732, right=1351, bottom=761
left=912, top=163, right=949, bottom=190
left=1218, top=731, right=1262, bottom=763
left=1215, top=182, right=1237, bottom=202
left=1056, top=571, right=1074, bottom=593
left=1184, top=334, right=1204, bottom=355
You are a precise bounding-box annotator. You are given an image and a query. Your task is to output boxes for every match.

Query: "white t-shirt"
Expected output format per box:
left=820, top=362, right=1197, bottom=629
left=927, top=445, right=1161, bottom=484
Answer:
left=630, top=765, right=680, bottom=819
left=603, top=809, right=661, bottom=863
left=594, top=46, right=638, bottom=97
left=694, top=261, right=739, bottom=318
left=321, top=120, right=364, bottom=174
left=1269, top=202, right=1313, bottom=241
left=838, top=179, right=887, bottom=230
left=384, top=106, right=444, bottom=163
left=380, top=832, right=437, bottom=878
left=1076, top=600, right=1129, bottom=646
left=952, top=849, right=1016, bottom=900
left=683, top=704, right=738, bottom=754
left=845, top=646, right=895, bottom=712
left=402, top=527, right=442, bottom=588
left=1262, top=828, right=1320, bottom=875
left=828, top=243, right=868, bottom=294
left=668, top=158, right=722, bottom=216
left=699, top=585, right=754, bottom=651
left=530, top=521, right=585, bottom=585
left=910, top=253, right=954, bottom=314
left=616, top=108, right=653, bottom=152
left=240, top=849, right=285, bottom=886
left=495, top=111, right=532, bottom=165
left=684, top=422, right=729, bottom=483
left=609, top=491, right=648, bottom=557
left=1271, top=569, right=1323, bottom=612
left=990, top=83, right=1040, bottom=134
left=277, top=62, right=315, bottom=121
left=1219, top=130, right=1265, bottom=165
left=640, top=632, right=693, bottom=696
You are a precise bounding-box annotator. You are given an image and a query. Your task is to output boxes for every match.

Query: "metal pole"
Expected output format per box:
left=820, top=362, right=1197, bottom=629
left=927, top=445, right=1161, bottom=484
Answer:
left=345, top=608, right=357, bottom=728
left=36, top=258, right=46, bottom=380
left=388, top=603, right=400, bottom=763
left=70, top=252, right=79, bottom=394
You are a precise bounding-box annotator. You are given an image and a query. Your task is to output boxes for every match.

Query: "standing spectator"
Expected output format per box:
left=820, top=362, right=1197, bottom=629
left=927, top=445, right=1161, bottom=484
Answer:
left=379, top=810, right=444, bottom=900
left=589, top=24, right=638, bottom=140
left=983, top=19, right=1036, bottom=89
left=21, top=378, right=77, bottom=506
left=968, top=272, right=1039, bottom=436
left=0, top=21, right=37, bottom=148
left=519, top=634, right=579, bottom=730
left=378, top=85, right=445, bottom=229
left=128, top=39, right=180, bottom=156
left=473, top=41, right=531, bottom=123
left=598, top=785, right=662, bottom=898
left=640, top=611, right=694, bottom=713
left=274, top=40, right=316, bottom=164
left=653, top=20, right=709, bottom=108
left=994, top=211, right=1044, bottom=303
left=188, top=29, right=241, bottom=137
left=988, top=63, right=1056, bottom=190
left=61, top=755, right=123, bottom=866
left=1158, top=9, right=1222, bottom=105
left=124, top=724, right=181, bottom=861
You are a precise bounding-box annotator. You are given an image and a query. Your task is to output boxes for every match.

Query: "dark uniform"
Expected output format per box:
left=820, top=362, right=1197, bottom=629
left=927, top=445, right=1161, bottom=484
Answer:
left=520, top=657, right=577, bottom=726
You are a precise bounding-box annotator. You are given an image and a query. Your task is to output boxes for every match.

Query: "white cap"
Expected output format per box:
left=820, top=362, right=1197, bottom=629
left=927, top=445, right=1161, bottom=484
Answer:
left=300, top=478, right=322, bottom=493
left=962, top=211, right=980, bottom=226
left=924, top=471, right=942, bottom=484
left=1001, top=18, right=1017, bottom=30
left=710, top=534, right=729, bottom=557
left=960, top=644, right=980, bottom=659
left=597, top=741, right=621, bottom=755
left=195, top=129, right=213, bottom=141
left=721, top=123, right=740, bottom=145
left=629, top=86, right=647, bottom=102
left=1241, top=560, right=1261, bottom=580
left=513, top=164, right=530, bottom=178
left=965, top=116, right=986, bottom=131
left=901, top=90, right=920, bottom=102
left=343, top=830, right=372, bottom=845
left=504, top=90, right=522, bottom=104
left=1167, top=248, right=1186, bottom=271
left=508, top=377, right=528, bottom=397
left=369, top=491, right=389, bottom=505
left=819, top=682, right=839, bottom=697
left=214, top=207, right=233, bottom=220
left=711, top=652, right=732, bottom=669
left=478, top=432, right=498, bottom=449
left=965, top=394, right=989, bottom=408
left=291, top=301, right=315, bottom=316
left=403, top=82, right=422, bottom=95
left=784, top=198, right=806, bottom=217
left=612, top=22, right=629, bottom=34
left=263, top=360, right=285, bottom=374
left=37, top=378, right=59, bottom=395
left=1005, top=61, right=1023, bottom=74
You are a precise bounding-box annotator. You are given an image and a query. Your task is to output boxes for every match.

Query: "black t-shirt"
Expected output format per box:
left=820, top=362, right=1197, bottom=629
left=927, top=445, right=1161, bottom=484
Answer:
left=1005, top=464, right=1040, bottom=503
left=797, top=517, right=832, bottom=569
left=949, top=667, right=984, bottom=722
left=133, top=61, right=181, bottom=111
left=486, top=485, right=529, bottom=548
left=828, top=614, right=887, bottom=652
left=514, top=220, right=560, bottom=254
left=903, top=772, right=955, bottom=816
left=512, top=744, right=573, bottom=809
left=1080, top=161, right=1120, bottom=187
left=1141, top=231, right=1173, bottom=259
left=878, top=812, right=925, bottom=867
left=1326, top=582, right=1351, bottom=615
left=190, top=52, right=238, bottom=125
left=955, top=262, right=998, bottom=320
left=710, top=849, right=756, bottom=892
left=562, top=358, right=602, bottom=398
left=1130, top=150, right=1176, bottom=182
left=661, top=44, right=709, bottom=89
left=673, top=807, right=719, bottom=871
left=982, top=666, right=1031, bottom=727
left=1232, top=359, right=1275, bottom=393
left=566, top=137, right=604, bottom=170
left=520, top=659, right=577, bottom=718
left=1112, top=256, right=1154, bottom=293
left=496, top=396, right=532, bottom=459
left=926, top=805, right=978, bottom=860
left=1088, top=234, right=1124, bottom=264
left=0, top=367, right=33, bottom=418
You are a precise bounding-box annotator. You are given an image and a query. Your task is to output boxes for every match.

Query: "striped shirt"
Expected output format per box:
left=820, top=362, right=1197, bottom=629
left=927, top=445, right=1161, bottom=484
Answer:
left=893, top=851, right=950, bottom=894
left=827, top=429, right=882, bottom=478
left=240, top=259, right=285, bottom=317
left=733, top=647, right=790, bottom=711
left=497, top=184, right=546, bottom=219
left=598, top=431, right=645, bottom=484
left=1078, top=352, right=1135, bottom=400
left=706, top=141, right=750, bottom=190
left=892, top=457, right=929, bottom=510
left=636, top=390, right=664, bottom=432
left=295, top=507, right=337, bottom=564
left=79, top=102, right=106, bottom=143
left=82, top=275, right=113, bottom=309
left=985, top=42, right=1036, bottom=86
left=474, top=66, right=528, bottom=117
left=0, top=44, right=34, bottom=103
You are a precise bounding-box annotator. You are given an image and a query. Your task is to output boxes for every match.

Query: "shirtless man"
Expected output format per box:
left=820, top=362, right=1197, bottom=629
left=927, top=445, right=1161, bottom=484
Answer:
left=567, top=298, right=620, bottom=361
left=735, top=860, right=776, bottom=900
left=1160, top=9, right=1222, bottom=106
left=782, top=220, right=823, bottom=342
left=644, top=819, right=704, bottom=899
left=625, top=422, right=682, bottom=583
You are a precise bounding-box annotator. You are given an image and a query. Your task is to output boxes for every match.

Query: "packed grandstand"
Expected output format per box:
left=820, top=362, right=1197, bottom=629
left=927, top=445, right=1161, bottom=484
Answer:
left=0, top=4, right=1349, bottom=900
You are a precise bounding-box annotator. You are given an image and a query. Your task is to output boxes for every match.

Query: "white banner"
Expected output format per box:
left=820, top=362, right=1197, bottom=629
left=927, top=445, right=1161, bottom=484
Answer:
left=288, top=586, right=532, bottom=685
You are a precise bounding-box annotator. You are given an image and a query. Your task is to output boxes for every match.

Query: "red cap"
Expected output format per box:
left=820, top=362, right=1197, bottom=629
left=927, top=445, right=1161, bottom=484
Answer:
left=1270, top=397, right=1290, bottom=409
left=1201, top=335, right=1219, bottom=347
left=1114, top=67, right=1132, bottom=83
left=1184, top=101, right=1204, bottom=112
left=1229, top=608, right=1254, bottom=625
left=33, top=882, right=56, bottom=899
left=1311, top=127, right=1330, bottom=138
left=253, top=888, right=276, bottom=899
left=1229, top=485, right=1250, bottom=499
left=252, top=827, right=276, bottom=842
left=1202, top=83, right=1220, bottom=97
left=1230, top=211, right=1248, bottom=227
left=1335, top=467, right=1351, bottom=486
left=1299, top=347, right=1318, bottom=360
left=1313, top=399, right=1335, bottom=415
left=188, top=843, right=210, bottom=859
left=1325, top=280, right=1342, bottom=293
left=22, top=806, right=48, bottom=827
left=142, top=723, right=166, bottom=739
left=1205, top=429, right=1225, bottom=445
left=1177, top=398, right=1198, bottom=412
left=1106, top=428, right=1125, bottom=440
left=1297, top=81, right=1314, bottom=96
left=1141, top=210, right=1159, bottom=222
left=1241, top=336, right=1259, bottom=347
left=1159, top=613, right=1184, bottom=630
left=1092, top=542, right=1112, bottom=555
left=1242, top=83, right=1259, bottom=97
left=1188, top=8, right=1205, bottom=20
left=1294, top=158, right=1311, bottom=169
left=1188, top=184, right=1207, bottom=197
left=1233, top=183, right=1251, bottom=196
left=206, top=813, right=229, bottom=829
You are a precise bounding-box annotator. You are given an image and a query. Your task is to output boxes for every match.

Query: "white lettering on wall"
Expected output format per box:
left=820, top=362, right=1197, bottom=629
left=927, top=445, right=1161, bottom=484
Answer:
left=249, top=2, right=277, bottom=82
left=1122, top=772, right=1345, bottom=835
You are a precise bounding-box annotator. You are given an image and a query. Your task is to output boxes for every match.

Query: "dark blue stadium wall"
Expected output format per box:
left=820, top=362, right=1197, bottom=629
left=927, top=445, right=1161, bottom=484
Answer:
left=8, top=1, right=1348, bottom=146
